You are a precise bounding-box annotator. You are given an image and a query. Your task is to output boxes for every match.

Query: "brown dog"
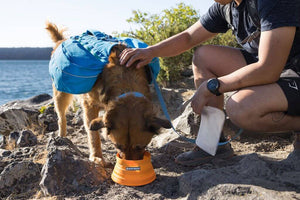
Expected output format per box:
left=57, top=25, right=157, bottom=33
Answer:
left=46, top=22, right=171, bottom=166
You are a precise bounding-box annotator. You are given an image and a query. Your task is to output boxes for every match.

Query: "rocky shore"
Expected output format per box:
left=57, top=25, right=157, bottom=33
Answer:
left=0, top=87, right=299, bottom=199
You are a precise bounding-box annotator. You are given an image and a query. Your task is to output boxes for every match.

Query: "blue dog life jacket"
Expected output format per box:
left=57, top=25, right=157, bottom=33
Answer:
left=49, top=30, right=160, bottom=94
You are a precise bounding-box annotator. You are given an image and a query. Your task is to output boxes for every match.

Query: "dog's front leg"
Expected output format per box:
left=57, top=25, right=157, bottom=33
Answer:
left=82, top=102, right=109, bottom=167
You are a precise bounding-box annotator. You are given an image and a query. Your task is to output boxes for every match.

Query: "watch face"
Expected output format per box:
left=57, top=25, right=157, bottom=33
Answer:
left=207, top=78, right=220, bottom=95
left=208, top=79, right=219, bottom=91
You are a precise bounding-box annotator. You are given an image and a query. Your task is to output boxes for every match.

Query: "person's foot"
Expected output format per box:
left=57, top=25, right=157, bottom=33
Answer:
left=293, top=133, right=300, bottom=151
left=175, top=143, right=234, bottom=166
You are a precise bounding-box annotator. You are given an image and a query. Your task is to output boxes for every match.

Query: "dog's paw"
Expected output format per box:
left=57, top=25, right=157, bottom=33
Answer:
left=89, top=156, right=113, bottom=168
left=89, top=156, right=104, bottom=165
left=90, top=118, right=105, bottom=131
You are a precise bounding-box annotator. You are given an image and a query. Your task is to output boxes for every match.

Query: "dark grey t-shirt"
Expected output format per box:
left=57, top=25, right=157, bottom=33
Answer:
left=200, top=0, right=300, bottom=70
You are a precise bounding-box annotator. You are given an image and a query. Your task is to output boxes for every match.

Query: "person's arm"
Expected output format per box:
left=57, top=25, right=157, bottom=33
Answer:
left=147, top=21, right=216, bottom=57
left=191, top=26, right=296, bottom=114
left=219, top=26, right=296, bottom=93
left=120, top=21, right=216, bottom=68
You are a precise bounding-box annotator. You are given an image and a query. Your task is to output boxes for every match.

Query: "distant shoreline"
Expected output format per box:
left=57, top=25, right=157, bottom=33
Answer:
left=0, top=47, right=52, bottom=60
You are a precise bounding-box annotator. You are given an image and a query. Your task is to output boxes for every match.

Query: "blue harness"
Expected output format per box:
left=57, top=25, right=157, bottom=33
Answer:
left=49, top=30, right=160, bottom=94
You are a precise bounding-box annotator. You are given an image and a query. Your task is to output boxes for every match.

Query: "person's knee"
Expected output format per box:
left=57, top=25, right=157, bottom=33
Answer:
left=192, top=45, right=213, bottom=69
left=225, top=95, right=257, bottom=130
left=192, top=45, right=215, bottom=84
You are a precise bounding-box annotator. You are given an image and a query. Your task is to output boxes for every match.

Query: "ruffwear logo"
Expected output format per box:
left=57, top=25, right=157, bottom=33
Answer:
left=126, top=167, right=141, bottom=171
left=288, top=80, right=299, bottom=90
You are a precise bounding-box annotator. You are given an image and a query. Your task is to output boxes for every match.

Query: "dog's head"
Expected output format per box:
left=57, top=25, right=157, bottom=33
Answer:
left=90, top=95, right=171, bottom=160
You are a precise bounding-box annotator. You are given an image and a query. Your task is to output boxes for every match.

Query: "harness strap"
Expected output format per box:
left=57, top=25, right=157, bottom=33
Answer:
left=117, top=92, right=145, bottom=99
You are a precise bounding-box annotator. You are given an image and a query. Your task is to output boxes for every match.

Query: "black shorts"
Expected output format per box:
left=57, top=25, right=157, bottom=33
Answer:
left=240, top=49, right=300, bottom=116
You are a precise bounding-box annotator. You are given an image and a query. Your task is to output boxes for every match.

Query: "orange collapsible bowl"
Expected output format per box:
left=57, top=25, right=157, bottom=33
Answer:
left=111, top=151, right=156, bottom=186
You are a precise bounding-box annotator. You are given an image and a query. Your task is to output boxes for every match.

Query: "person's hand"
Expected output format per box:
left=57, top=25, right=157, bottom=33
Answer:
left=191, top=81, right=213, bottom=114
left=119, top=48, right=154, bottom=68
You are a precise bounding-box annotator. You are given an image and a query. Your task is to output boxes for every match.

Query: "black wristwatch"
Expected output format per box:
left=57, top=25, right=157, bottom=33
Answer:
left=207, top=78, right=221, bottom=96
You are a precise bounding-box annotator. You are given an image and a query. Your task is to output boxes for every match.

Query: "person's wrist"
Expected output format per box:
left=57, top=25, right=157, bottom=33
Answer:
left=201, top=80, right=214, bottom=98
left=206, top=78, right=222, bottom=96
left=146, top=46, right=156, bottom=58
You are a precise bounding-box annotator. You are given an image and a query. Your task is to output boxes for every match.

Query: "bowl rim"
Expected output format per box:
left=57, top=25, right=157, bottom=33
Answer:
left=116, top=151, right=151, bottom=165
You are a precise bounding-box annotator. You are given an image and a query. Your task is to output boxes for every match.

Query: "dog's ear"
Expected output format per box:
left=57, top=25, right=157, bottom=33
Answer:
left=90, top=117, right=105, bottom=131
left=147, top=117, right=172, bottom=134
left=108, top=44, right=127, bottom=65
left=108, top=51, right=119, bottom=65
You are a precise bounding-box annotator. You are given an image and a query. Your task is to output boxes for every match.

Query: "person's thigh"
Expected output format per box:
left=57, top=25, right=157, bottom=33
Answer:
left=225, top=83, right=293, bottom=132
left=192, top=45, right=248, bottom=79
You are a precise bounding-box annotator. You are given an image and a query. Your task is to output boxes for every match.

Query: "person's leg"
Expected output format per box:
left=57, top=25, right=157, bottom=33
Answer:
left=175, top=45, right=248, bottom=166
left=226, top=80, right=300, bottom=151
left=226, top=84, right=300, bottom=132
left=176, top=45, right=300, bottom=166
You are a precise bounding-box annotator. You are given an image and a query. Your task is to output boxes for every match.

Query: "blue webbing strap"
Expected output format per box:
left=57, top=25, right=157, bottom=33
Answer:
left=150, top=69, right=243, bottom=146
left=151, top=70, right=196, bottom=144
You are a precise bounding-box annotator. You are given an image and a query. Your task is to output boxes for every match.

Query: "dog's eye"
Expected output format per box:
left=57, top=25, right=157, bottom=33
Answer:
left=106, top=126, right=114, bottom=132
left=146, top=125, right=159, bottom=134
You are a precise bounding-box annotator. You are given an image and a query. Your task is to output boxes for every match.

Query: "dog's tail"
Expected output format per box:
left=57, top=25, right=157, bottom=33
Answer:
left=45, top=21, right=66, bottom=43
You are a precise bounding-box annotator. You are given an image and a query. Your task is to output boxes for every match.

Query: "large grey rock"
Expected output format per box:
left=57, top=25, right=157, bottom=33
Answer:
left=0, top=161, right=41, bottom=198
left=39, top=137, right=107, bottom=196
left=189, top=184, right=299, bottom=200
left=0, top=107, right=40, bottom=136
left=178, top=153, right=300, bottom=199
left=0, top=94, right=53, bottom=136
left=150, top=102, right=200, bottom=148
left=2, top=93, right=52, bottom=109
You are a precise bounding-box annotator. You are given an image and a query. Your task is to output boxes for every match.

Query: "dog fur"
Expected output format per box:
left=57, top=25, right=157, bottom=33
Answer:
left=46, top=22, right=171, bottom=166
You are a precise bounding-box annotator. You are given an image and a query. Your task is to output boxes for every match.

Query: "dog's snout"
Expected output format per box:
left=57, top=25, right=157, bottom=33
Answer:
left=120, top=151, right=144, bottom=160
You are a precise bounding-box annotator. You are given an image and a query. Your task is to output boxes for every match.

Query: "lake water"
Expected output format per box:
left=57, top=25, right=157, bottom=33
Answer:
left=0, top=60, right=53, bottom=105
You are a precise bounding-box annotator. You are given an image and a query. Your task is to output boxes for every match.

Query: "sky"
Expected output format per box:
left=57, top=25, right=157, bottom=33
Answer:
left=0, top=0, right=215, bottom=47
